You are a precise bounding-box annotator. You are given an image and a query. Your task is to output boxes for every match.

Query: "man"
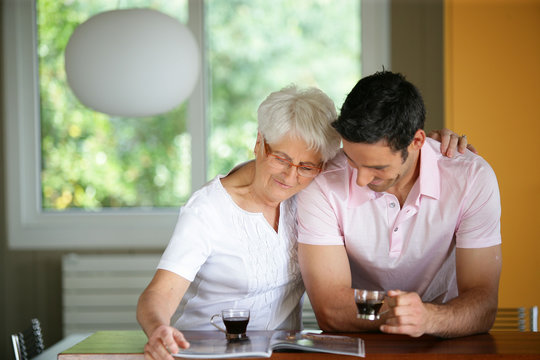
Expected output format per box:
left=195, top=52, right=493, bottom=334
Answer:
left=297, top=71, right=502, bottom=338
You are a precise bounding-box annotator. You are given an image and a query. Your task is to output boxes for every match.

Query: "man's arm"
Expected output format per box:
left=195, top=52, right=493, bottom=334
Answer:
left=381, top=245, right=502, bottom=338
left=299, top=243, right=383, bottom=332
left=137, top=269, right=191, bottom=360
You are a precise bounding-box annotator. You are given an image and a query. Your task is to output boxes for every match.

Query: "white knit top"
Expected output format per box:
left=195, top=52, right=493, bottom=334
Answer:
left=158, top=176, right=305, bottom=331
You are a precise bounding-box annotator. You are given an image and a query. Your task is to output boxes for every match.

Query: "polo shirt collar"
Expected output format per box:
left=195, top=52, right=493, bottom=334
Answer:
left=418, top=139, right=440, bottom=202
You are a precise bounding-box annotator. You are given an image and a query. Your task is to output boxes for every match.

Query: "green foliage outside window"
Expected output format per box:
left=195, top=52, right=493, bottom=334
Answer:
left=38, top=0, right=189, bottom=210
left=38, top=0, right=360, bottom=210
left=206, top=0, right=361, bottom=177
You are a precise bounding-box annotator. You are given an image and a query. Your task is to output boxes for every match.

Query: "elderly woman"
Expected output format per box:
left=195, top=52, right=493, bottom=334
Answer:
left=137, top=85, right=469, bottom=360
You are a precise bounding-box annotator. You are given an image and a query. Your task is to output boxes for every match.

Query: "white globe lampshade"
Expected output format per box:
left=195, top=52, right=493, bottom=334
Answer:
left=64, top=8, right=200, bottom=117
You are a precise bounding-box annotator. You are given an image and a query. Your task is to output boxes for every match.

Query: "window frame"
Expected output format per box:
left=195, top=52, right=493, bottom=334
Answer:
left=2, top=0, right=389, bottom=249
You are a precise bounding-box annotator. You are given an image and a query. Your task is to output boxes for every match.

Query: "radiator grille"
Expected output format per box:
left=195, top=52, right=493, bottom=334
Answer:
left=62, top=253, right=160, bottom=336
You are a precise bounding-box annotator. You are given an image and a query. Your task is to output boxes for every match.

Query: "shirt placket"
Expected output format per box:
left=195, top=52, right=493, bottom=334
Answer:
left=386, top=196, right=418, bottom=258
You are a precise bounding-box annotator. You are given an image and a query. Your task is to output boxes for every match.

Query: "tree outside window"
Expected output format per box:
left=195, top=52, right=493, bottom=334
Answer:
left=37, top=0, right=360, bottom=211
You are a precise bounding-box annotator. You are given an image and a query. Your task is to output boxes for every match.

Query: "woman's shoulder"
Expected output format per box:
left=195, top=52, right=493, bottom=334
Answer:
left=183, top=176, right=230, bottom=212
left=183, top=164, right=256, bottom=218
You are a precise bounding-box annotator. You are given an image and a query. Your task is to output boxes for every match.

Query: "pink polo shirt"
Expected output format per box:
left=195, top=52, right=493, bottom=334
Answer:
left=297, top=138, right=501, bottom=303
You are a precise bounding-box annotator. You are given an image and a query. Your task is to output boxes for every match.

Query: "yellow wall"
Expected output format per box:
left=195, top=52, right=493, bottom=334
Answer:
left=445, top=0, right=540, bottom=307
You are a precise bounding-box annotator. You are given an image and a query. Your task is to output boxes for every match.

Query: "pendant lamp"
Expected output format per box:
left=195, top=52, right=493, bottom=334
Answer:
left=64, top=8, right=200, bottom=117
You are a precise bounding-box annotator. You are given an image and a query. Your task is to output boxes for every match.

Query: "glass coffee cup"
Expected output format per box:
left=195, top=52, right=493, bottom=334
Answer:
left=210, top=308, right=250, bottom=340
left=354, top=289, right=386, bottom=320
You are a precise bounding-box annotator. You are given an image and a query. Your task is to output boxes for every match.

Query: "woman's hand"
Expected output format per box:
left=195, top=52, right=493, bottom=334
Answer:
left=144, top=324, right=190, bottom=360
left=427, top=129, right=478, bottom=157
left=137, top=270, right=192, bottom=359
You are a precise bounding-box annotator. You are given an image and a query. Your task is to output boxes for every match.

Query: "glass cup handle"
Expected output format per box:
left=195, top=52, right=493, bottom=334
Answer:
left=378, top=298, right=390, bottom=317
left=210, top=314, right=226, bottom=333
left=379, top=296, right=390, bottom=316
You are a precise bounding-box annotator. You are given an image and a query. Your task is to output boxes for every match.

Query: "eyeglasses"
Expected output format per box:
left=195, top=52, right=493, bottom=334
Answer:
left=263, top=139, right=323, bottom=178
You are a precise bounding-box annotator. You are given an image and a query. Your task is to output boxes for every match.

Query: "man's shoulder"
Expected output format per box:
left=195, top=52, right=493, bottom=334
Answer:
left=425, top=138, right=496, bottom=176
left=318, top=150, right=349, bottom=180
left=300, top=151, right=354, bottom=203
left=422, top=139, right=499, bottom=198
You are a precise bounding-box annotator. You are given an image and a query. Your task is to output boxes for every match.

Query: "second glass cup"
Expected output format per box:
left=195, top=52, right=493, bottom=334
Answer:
left=354, top=289, right=386, bottom=320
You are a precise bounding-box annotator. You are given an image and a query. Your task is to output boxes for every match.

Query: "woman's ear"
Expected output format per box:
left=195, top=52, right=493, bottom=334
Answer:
left=254, top=132, right=263, bottom=155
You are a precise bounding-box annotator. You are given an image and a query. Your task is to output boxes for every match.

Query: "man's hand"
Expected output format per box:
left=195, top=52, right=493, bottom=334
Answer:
left=427, top=129, right=478, bottom=157
left=144, top=324, right=190, bottom=360
left=380, top=290, right=433, bottom=338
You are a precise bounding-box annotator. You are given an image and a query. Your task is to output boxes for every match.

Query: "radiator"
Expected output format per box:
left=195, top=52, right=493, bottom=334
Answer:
left=62, top=253, right=160, bottom=336
left=62, top=253, right=319, bottom=336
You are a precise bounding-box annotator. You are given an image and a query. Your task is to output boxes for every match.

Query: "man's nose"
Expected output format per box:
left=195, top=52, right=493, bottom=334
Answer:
left=356, top=167, right=374, bottom=187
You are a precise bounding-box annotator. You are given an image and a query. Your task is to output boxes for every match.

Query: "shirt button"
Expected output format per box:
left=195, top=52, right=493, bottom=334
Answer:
left=393, top=227, right=398, bottom=232
left=389, top=202, right=396, bottom=208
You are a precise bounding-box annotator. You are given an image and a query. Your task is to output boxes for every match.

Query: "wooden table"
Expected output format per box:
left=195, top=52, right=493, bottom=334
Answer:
left=58, top=330, right=540, bottom=359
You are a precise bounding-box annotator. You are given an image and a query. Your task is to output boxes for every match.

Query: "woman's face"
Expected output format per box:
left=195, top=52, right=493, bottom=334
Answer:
left=254, top=134, right=323, bottom=203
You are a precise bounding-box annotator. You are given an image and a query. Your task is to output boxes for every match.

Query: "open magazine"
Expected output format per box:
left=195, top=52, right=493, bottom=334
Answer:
left=174, top=330, right=365, bottom=358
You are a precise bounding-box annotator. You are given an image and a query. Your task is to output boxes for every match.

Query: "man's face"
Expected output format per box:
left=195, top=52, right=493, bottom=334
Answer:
left=342, top=138, right=418, bottom=193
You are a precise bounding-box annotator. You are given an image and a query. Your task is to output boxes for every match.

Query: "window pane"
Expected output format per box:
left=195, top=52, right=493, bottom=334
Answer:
left=206, top=0, right=361, bottom=178
left=37, top=0, right=190, bottom=210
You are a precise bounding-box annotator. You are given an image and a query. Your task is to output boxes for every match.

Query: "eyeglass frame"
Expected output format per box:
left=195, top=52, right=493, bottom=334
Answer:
left=262, top=138, right=323, bottom=178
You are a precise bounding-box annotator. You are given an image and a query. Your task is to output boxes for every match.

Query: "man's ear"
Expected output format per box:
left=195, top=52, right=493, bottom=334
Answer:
left=410, top=129, right=426, bottom=151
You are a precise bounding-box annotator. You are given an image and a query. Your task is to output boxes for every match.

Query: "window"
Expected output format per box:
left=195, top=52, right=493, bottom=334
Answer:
left=205, top=0, right=361, bottom=177
left=38, top=1, right=191, bottom=210
left=3, top=0, right=389, bottom=249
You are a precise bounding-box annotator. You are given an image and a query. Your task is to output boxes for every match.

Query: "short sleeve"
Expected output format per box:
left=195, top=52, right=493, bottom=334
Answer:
left=297, top=178, right=344, bottom=245
left=158, top=206, right=213, bottom=281
left=456, top=160, right=502, bottom=249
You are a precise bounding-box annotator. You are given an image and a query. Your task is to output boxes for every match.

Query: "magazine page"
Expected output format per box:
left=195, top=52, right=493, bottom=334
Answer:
left=270, top=331, right=365, bottom=357
left=173, top=332, right=273, bottom=359
left=172, top=330, right=364, bottom=359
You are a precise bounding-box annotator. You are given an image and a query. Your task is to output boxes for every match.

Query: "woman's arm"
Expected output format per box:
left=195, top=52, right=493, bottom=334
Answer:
left=137, top=269, right=191, bottom=360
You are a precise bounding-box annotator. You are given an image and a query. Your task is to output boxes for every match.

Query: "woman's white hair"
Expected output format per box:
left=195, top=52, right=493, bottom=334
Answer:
left=257, top=85, right=341, bottom=162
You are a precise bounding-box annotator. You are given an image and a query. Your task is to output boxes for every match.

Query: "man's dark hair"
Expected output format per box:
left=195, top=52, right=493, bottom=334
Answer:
left=332, top=71, right=425, bottom=160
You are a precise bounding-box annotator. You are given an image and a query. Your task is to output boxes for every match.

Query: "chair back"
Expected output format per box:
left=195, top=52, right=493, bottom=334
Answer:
left=492, top=306, right=538, bottom=332
left=11, top=318, right=45, bottom=360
